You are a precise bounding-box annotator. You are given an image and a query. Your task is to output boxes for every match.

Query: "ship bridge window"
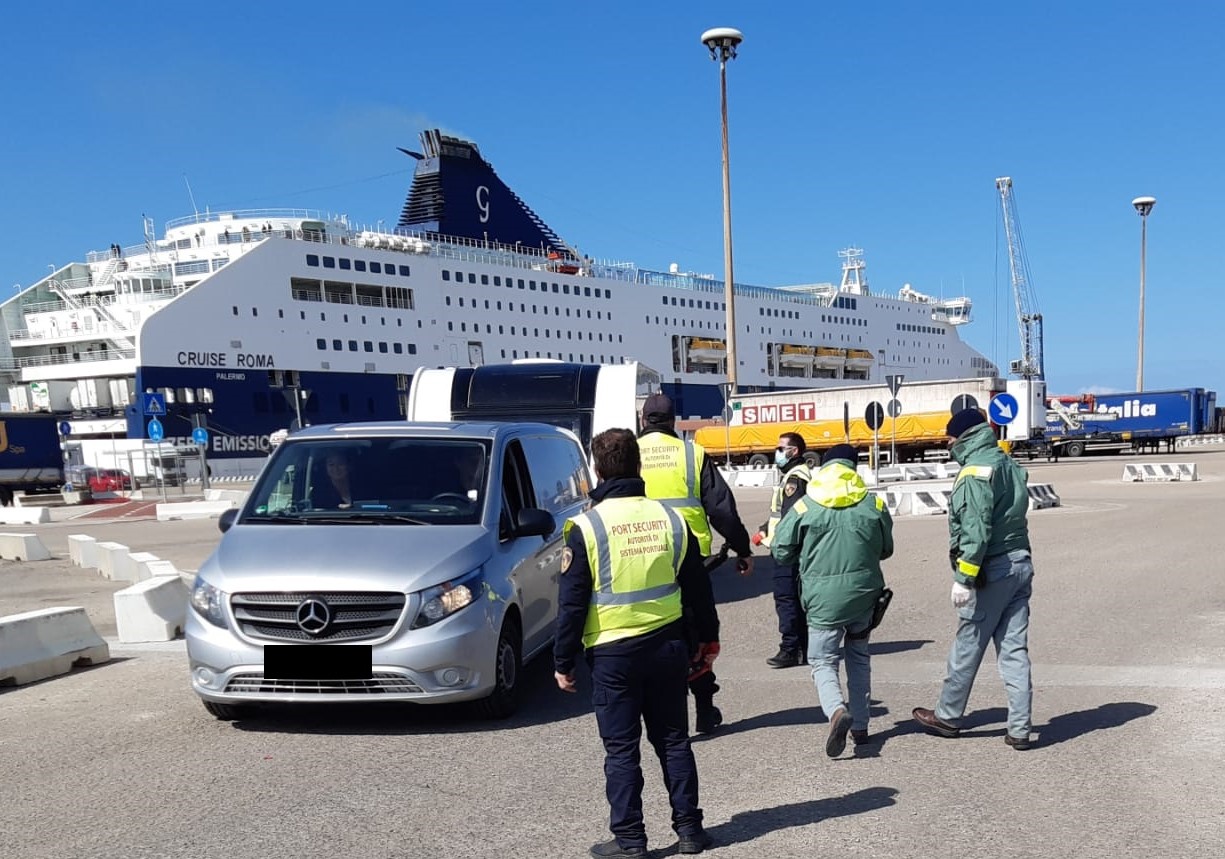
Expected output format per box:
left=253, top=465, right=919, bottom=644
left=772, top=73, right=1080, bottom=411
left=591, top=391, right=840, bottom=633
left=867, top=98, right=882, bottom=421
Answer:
left=355, top=260, right=366, bottom=272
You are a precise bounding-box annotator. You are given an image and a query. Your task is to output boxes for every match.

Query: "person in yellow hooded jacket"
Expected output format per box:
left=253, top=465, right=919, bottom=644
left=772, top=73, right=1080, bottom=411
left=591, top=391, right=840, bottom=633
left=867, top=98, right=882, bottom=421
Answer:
left=771, top=444, right=893, bottom=757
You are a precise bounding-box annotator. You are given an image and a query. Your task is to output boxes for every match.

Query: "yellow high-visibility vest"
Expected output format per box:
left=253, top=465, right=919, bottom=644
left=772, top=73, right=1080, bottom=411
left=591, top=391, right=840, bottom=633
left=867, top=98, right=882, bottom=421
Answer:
left=639, top=433, right=713, bottom=554
left=564, top=497, right=687, bottom=649
left=760, top=461, right=812, bottom=548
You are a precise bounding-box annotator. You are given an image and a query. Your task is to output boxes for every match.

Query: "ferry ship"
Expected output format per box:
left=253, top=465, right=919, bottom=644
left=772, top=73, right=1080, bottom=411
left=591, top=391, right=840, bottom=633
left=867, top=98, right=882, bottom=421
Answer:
left=0, top=129, right=998, bottom=473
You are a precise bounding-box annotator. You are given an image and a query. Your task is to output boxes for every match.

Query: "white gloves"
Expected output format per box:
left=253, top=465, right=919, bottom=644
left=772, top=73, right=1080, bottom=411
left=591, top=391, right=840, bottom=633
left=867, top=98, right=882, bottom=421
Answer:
left=951, top=582, right=974, bottom=608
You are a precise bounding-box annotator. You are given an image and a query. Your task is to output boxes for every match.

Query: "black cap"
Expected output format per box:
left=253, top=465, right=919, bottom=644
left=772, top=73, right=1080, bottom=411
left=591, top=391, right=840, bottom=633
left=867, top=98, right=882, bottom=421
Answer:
left=946, top=408, right=988, bottom=439
left=822, top=444, right=858, bottom=465
left=642, top=393, right=675, bottom=424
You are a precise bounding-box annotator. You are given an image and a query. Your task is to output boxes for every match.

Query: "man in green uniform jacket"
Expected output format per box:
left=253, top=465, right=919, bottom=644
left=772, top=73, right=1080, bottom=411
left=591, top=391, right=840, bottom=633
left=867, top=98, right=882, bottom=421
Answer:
left=913, top=408, right=1036, bottom=750
left=771, top=444, right=893, bottom=757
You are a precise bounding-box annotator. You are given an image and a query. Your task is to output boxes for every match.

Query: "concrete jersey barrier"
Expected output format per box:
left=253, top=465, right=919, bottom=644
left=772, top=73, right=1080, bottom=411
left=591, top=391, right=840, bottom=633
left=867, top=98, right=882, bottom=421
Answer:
left=1122, top=462, right=1199, bottom=482
left=0, top=607, right=110, bottom=686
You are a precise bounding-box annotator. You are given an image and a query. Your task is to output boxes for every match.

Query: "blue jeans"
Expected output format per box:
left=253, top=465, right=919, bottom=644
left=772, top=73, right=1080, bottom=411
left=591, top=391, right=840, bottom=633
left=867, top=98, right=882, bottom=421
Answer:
left=936, top=549, right=1034, bottom=738
left=806, top=608, right=874, bottom=731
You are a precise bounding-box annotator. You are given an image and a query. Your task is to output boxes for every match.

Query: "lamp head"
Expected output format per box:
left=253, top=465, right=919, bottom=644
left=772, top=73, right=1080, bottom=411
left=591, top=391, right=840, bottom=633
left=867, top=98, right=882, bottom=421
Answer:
left=1132, top=196, right=1156, bottom=217
left=701, top=27, right=743, bottom=61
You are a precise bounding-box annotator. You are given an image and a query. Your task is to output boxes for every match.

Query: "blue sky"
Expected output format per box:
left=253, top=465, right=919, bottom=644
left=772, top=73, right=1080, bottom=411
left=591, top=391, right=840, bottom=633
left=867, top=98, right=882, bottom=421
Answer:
left=1, top=2, right=1221, bottom=398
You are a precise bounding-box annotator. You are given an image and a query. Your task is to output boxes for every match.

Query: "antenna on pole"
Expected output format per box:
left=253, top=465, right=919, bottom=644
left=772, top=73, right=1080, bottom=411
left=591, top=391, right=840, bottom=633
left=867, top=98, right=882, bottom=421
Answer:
left=183, top=174, right=199, bottom=218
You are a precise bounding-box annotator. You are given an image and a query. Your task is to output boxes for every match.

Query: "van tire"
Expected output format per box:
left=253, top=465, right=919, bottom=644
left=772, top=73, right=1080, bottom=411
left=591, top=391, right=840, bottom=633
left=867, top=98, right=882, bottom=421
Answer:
left=473, top=616, right=522, bottom=720
left=202, top=700, right=252, bottom=721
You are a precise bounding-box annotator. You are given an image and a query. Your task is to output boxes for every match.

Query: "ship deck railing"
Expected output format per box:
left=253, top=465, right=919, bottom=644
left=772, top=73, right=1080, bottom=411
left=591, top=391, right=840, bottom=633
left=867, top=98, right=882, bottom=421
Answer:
left=0, top=349, right=135, bottom=370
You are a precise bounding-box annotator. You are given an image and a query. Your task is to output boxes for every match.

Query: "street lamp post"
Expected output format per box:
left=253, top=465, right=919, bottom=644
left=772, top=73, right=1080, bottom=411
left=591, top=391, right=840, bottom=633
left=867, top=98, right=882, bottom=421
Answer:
left=1131, top=196, right=1156, bottom=392
left=701, top=27, right=743, bottom=393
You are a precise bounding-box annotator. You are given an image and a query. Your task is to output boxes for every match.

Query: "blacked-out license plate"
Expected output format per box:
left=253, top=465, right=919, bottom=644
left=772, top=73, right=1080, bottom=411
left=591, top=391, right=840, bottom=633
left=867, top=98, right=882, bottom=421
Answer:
left=263, top=645, right=373, bottom=680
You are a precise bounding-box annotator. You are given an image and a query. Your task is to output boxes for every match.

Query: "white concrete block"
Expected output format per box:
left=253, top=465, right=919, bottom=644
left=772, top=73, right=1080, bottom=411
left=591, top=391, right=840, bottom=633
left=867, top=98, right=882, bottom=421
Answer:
left=1122, top=462, right=1199, bottom=482
left=0, top=607, right=110, bottom=686
left=1028, top=483, right=1061, bottom=510
left=0, top=532, right=51, bottom=561
left=155, top=500, right=236, bottom=522
left=95, top=542, right=130, bottom=580
left=125, top=551, right=161, bottom=583
left=68, top=534, right=98, bottom=568
left=135, top=555, right=178, bottom=581
left=113, top=576, right=188, bottom=643
left=0, top=506, right=51, bottom=525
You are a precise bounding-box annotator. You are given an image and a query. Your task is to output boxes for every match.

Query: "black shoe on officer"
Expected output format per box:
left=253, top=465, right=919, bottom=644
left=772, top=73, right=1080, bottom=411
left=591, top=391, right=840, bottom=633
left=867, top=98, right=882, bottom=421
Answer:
left=766, top=647, right=803, bottom=668
left=677, top=829, right=714, bottom=854
left=589, top=838, right=646, bottom=858
left=695, top=704, right=723, bottom=735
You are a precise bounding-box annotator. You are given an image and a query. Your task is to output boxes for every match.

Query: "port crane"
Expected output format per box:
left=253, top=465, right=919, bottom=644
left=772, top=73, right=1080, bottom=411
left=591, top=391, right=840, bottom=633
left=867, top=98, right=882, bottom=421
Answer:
left=995, top=177, right=1045, bottom=380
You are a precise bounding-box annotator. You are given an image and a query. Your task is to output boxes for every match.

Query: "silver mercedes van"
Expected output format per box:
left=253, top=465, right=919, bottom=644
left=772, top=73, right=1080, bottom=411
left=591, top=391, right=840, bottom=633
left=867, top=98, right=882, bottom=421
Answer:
left=186, top=421, right=592, bottom=720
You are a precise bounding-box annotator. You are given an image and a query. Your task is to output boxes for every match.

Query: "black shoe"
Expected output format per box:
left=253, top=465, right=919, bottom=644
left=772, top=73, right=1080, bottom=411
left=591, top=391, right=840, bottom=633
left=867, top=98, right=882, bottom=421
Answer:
left=1005, top=733, right=1032, bottom=751
left=850, top=729, right=871, bottom=746
left=826, top=706, right=853, bottom=757
left=766, top=648, right=803, bottom=668
left=678, top=830, right=713, bottom=854
left=695, top=705, right=723, bottom=735
left=589, top=839, right=647, bottom=858
left=912, top=707, right=960, bottom=738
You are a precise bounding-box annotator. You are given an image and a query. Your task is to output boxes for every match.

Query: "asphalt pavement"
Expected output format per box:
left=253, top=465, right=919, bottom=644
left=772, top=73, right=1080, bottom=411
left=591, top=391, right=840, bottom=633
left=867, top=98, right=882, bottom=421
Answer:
left=1, top=451, right=1223, bottom=857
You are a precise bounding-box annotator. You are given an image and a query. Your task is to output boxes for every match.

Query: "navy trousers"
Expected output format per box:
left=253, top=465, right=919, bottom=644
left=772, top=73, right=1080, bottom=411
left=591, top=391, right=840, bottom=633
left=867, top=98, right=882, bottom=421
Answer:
left=773, top=563, right=808, bottom=654
left=587, top=633, right=704, bottom=848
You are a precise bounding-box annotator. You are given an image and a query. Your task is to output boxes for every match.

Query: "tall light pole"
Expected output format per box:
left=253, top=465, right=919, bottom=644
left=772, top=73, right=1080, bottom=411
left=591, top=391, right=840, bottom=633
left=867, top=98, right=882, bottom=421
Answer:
left=701, top=27, right=743, bottom=393
left=1132, top=195, right=1156, bottom=391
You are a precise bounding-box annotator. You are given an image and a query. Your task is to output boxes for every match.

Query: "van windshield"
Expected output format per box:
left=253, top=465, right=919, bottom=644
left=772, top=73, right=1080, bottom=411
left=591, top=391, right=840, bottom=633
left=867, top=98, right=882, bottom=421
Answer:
left=243, top=437, right=489, bottom=525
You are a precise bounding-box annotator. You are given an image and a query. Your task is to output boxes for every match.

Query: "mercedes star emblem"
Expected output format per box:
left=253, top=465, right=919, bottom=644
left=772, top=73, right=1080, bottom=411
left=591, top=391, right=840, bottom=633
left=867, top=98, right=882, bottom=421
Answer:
left=295, top=598, right=332, bottom=635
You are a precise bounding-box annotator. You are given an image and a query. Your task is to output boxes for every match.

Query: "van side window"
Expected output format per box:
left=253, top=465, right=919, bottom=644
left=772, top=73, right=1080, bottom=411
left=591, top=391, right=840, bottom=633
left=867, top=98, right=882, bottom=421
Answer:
left=518, top=435, right=590, bottom=516
left=499, top=440, right=534, bottom=539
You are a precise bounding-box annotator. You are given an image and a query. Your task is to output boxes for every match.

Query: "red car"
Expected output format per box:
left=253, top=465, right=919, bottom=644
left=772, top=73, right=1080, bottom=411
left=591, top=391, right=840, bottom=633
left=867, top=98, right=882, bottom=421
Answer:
left=66, top=466, right=137, bottom=493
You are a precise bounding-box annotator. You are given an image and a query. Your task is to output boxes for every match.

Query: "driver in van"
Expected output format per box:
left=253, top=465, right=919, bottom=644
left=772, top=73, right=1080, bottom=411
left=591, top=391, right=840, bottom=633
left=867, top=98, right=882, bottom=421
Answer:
left=321, top=451, right=358, bottom=508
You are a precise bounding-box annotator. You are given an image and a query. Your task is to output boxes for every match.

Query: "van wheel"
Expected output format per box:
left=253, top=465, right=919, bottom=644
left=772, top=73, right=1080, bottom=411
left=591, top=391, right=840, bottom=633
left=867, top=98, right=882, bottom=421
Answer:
left=1064, top=441, right=1085, bottom=458
left=202, top=700, right=252, bottom=721
left=747, top=453, right=770, bottom=469
left=473, top=617, right=522, bottom=719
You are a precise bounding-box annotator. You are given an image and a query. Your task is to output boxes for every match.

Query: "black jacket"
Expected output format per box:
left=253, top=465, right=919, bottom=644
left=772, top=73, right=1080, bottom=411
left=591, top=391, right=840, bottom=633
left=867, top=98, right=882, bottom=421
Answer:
left=553, top=477, right=719, bottom=675
left=638, top=427, right=753, bottom=558
left=758, top=454, right=810, bottom=534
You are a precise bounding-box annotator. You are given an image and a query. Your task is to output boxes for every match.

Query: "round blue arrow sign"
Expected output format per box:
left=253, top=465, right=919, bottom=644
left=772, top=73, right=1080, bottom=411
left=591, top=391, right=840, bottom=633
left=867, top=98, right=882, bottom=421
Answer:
left=989, top=392, right=1020, bottom=425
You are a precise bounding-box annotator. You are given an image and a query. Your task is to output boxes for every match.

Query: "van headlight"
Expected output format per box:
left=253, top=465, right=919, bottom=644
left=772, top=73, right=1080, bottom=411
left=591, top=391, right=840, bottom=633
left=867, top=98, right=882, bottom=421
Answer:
left=412, top=570, right=482, bottom=628
left=190, top=575, right=229, bottom=629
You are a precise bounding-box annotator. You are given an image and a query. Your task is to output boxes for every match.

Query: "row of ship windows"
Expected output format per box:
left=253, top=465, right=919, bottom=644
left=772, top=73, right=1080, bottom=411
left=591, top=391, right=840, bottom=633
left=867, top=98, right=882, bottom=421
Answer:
left=305, top=254, right=411, bottom=277
left=496, top=350, right=626, bottom=364
left=314, top=339, right=420, bottom=355
left=897, top=323, right=945, bottom=335
left=443, top=269, right=611, bottom=300
left=234, top=303, right=422, bottom=329
left=448, top=321, right=624, bottom=343
left=446, top=295, right=608, bottom=320
left=252, top=391, right=381, bottom=416
left=664, top=296, right=728, bottom=311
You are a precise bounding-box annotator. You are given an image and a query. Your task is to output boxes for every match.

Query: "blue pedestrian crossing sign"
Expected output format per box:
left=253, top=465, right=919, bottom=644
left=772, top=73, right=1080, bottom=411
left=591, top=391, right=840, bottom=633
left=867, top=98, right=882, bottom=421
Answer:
left=989, top=392, right=1020, bottom=425
left=143, top=392, right=166, bottom=416
left=147, top=417, right=164, bottom=441
left=192, top=427, right=209, bottom=446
